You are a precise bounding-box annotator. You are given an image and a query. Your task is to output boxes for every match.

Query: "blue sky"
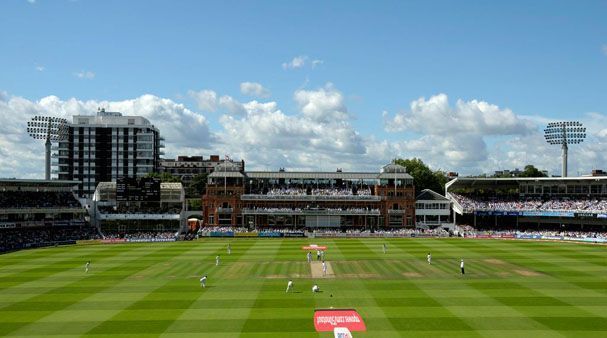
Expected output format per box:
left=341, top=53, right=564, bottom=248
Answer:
left=1, top=0, right=607, bottom=177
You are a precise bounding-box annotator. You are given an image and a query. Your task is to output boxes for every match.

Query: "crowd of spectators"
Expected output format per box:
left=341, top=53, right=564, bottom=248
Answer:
left=309, top=227, right=449, bottom=237
left=0, top=226, right=99, bottom=253
left=102, top=231, right=177, bottom=240
left=0, top=191, right=81, bottom=209
left=455, top=225, right=607, bottom=240
left=451, top=193, right=607, bottom=213
left=195, top=226, right=449, bottom=237
left=244, top=206, right=380, bottom=214
left=250, top=185, right=372, bottom=196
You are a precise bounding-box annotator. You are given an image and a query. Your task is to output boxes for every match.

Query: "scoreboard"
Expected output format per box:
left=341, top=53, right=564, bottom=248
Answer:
left=116, top=177, right=161, bottom=202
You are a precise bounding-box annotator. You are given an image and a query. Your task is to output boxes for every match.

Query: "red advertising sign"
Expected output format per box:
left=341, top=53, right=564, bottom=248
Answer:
left=302, top=245, right=328, bottom=250
left=314, top=309, right=366, bottom=332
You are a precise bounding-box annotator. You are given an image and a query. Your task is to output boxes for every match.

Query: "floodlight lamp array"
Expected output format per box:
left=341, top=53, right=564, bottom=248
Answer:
left=26, top=116, right=69, bottom=141
left=543, top=121, right=586, bottom=146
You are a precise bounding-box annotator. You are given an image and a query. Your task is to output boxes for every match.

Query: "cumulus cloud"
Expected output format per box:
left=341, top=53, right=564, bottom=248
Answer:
left=294, top=83, right=349, bottom=123
left=2, top=87, right=606, bottom=178
left=75, top=70, right=95, bottom=79
left=188, top=89, right=217, bottom=112
left=381, top=94, right=556, bottom=173
left=214, top=84, right=371, bottom=170
left=218, top=95, right=247, bottom=117
left=240, top=82, right=270, bottom=98
left=0, top=92, right=213, bottom=178
left=384, top=93, right=535, bottom=135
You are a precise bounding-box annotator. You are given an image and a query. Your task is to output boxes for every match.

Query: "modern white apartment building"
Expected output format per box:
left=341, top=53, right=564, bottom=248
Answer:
left=53, top=109, right=164, bottom=198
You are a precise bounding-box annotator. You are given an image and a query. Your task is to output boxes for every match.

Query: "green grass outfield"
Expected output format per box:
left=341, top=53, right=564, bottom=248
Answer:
left=1, top=238, right=606, bottom=337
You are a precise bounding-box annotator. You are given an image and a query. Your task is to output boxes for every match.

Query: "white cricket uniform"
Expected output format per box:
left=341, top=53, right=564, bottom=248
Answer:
left=85, top=262, right=90, bottom=273
left=322, top=262, right=327, bottom=275
left=312, top=285, right=319, bottom=293
left=427, top=254, right=432, bottom=264
left=286, top=281, right=293, bottom=292
left=216, top=256, right=220, bottom=266
left=200, top=276, right=207, bottom=288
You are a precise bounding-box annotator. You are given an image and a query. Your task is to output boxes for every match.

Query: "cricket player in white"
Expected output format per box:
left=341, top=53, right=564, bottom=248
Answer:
left=383, top=243, right=387, bottom=254
left=312, top=284, right=320, bottom=293
left=216, top=255, right=220, bottom=266
left=460, top=259, right=465, bottom=275
left=286, top=279, right=293, bottom=292
left=85, top=261, right=90, bottom=273
left=322, top=261, right=327, bottom=276
left=427, top=253, right=432, bottom=264
left=227, top=243, right=231, bottom=255
left=307, top=251, right=312, bottom=263
left=200, top=275, right=207, bottom=288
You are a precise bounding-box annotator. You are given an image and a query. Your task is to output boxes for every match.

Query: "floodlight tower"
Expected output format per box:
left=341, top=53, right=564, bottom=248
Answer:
left=26, top=116, right=69, bottom=180
left=543, top=121, right=586, bottom=177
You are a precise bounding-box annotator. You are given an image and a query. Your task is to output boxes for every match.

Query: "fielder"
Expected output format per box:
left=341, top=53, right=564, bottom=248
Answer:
left=85, top=260, right=90, bottom=273
left=427, top=253, right=432, bottom=265
left=312, top=284, right=320, bottom=293
left=200, top=275, right=207, bottom=288
left=460, top=259, right=465, bottom=275
left=286, top=279, right=293, bottom=293
left=307, top=251, right=312, bottom=263
left=383, top=243, right=387, bottom=254
left=216, top=255, right=220, bottom=266
left=227, top=243, right=231, bottom=255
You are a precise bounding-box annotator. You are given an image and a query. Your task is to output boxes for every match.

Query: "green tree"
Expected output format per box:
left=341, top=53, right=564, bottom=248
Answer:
left=519, top=164, right=547, bottom=178
left=394, top=158, right=448, bottom=195
left=186, top=173, right=209, bottom=198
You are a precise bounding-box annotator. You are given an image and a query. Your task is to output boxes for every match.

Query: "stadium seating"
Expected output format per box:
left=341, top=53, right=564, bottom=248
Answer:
left=451, top=193, right=607, bottom=212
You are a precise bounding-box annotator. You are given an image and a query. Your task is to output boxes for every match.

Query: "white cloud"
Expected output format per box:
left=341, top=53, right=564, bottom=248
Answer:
left=2, top=87, right=606, bottom=178
left=27, top=0, right=36, bottom=4
left=294, top=83, right=349, bottom=123
left=218, top=95, right=247, bottom=117
left=0, top=92, right=213, bottom=178
left=282, top=56, right=307, bottom=70
left=188, top=89, right=217, bottom=112
left=75, top=70, right=95, bottom=79
left=281, top=55, right=323, bottom=70
left=214, top=84, right=371, bottom=171
left=384, top=93, right=535, bottom=135
left=35, top=65, right=45, bottom=72
left=240, top=82, right=270, bottom=98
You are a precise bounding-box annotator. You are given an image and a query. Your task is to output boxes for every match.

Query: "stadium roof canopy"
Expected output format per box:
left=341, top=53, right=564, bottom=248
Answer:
left=446, top=176, right=607, bottom=190
left=208, top=161, right=413, bottom=180
left=416, top=189, right=449, bottom=201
